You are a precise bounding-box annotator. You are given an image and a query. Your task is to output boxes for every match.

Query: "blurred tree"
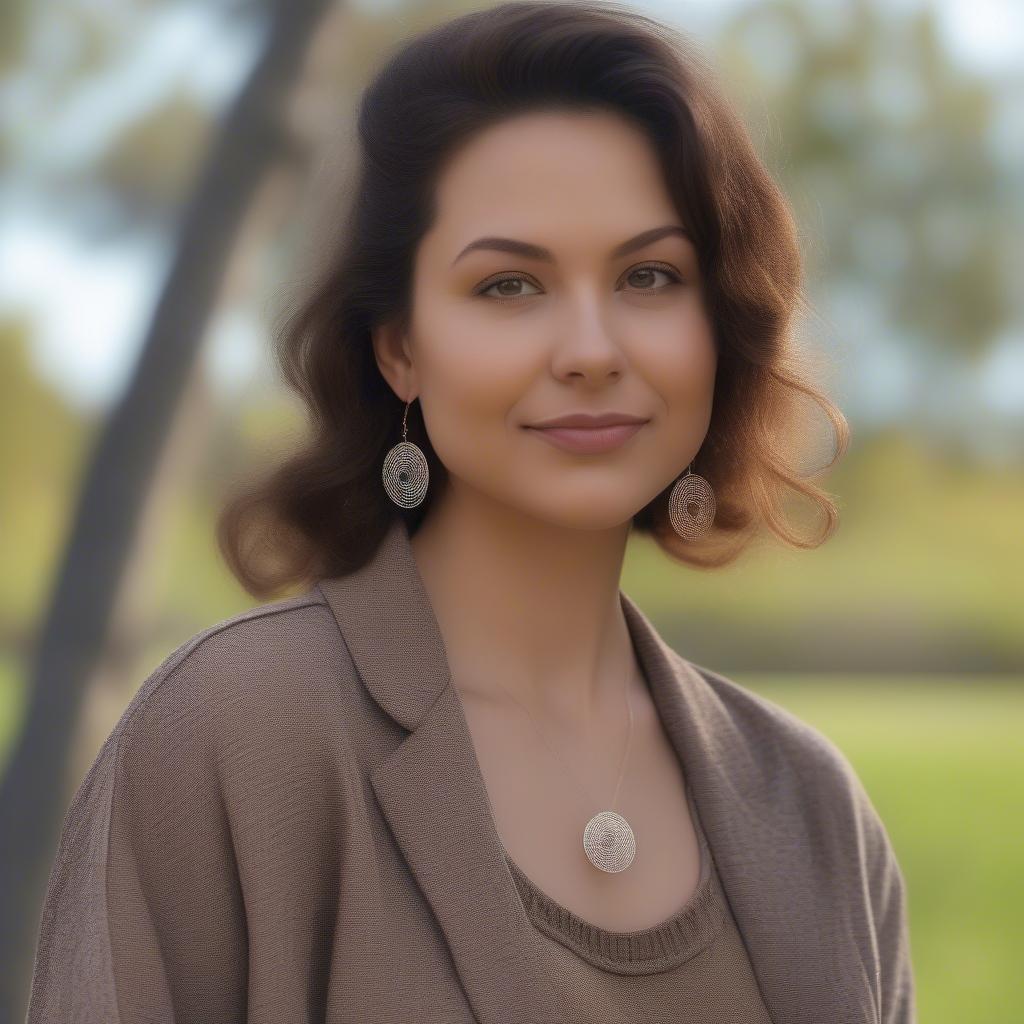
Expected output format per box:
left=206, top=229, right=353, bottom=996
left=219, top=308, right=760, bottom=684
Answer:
left=719, top=0, right=1008, bottom=361
left=0, top=321, right=92, bottom=633
left=0, top=0, right=334, bottom=1015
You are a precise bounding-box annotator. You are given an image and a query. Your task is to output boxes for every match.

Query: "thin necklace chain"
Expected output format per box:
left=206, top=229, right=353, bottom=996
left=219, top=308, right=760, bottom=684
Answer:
left=487, top=669, right=635, bottom=814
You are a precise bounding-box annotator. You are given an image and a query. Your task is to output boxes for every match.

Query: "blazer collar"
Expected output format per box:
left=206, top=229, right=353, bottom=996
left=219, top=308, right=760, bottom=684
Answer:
left=317, top=516, right=876, bottom=1024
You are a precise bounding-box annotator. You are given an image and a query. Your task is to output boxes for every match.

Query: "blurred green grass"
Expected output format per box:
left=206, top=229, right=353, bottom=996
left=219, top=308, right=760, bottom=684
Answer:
left=623, top=431, right=1024, bottom=670
left=2, top=663, right=1019, bottom=1017
left=743, top=674, right=1023, bottom=1020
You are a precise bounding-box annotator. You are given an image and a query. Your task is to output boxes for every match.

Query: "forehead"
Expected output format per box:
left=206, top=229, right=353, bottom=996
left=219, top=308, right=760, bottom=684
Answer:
left=427, top=109, right=682, bottom=256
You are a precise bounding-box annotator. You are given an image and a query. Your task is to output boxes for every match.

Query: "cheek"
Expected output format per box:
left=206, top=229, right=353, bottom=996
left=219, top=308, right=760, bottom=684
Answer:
left=643, top=307, right=717, bottom=409
left=412, top=302, right=540, bottom=467
left=422, top=336, right=534, bottom=422
left=638, top=310, right=717, bottom=474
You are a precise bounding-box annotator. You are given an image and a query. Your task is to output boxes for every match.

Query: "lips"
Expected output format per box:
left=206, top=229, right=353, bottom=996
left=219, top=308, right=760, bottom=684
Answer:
left=524, top=420, right=646, bottom=454
left=527, top=412, right=649, bottom=429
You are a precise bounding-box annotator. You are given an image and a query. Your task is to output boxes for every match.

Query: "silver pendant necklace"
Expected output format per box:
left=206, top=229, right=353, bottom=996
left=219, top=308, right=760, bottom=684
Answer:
left=489, top=671, right=637, bottom=873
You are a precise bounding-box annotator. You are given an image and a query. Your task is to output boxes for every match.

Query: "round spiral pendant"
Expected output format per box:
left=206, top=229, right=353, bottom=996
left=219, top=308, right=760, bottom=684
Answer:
left=382, top=441, right=429, bottom=508
left=668, top=472, right=715, bottom=540
left=582, top=810, right=636, bottom=873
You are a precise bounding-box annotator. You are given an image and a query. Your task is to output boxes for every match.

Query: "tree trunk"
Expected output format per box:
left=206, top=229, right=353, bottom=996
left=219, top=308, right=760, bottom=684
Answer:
left=0, top=0, right=334, bottom=1016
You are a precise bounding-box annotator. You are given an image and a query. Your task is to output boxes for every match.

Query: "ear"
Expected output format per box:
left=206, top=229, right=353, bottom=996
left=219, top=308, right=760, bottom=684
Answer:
left=371, top=319, right=418, bottom=403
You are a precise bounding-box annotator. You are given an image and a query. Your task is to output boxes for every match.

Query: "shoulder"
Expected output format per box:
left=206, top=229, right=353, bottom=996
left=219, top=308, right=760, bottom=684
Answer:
left=107, top=586, right=355, bottom=769
left=675, top=654, right=916, bottom=1017
left=140, top=587, right=337, bottom=687
left=685, top=655, right=848, bottom=762
left=672, top=651, right=890, bottom=846
left=51, top=586, right=369, bottom=859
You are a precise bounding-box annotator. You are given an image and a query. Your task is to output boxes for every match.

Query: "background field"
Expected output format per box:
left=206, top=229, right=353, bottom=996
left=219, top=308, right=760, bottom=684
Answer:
left=748, top=674, right=1023, bottom=1020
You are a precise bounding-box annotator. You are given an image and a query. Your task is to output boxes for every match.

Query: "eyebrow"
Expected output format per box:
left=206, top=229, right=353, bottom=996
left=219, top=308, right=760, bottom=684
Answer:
left=449, top=224, right=691, bottom=268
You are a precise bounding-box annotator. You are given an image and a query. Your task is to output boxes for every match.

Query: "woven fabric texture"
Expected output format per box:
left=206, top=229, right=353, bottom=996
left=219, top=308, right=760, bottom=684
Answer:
left=25, top=515, right=916, bottom=1023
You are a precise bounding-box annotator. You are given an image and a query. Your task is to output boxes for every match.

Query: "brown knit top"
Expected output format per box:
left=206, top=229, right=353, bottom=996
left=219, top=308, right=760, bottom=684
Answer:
left=501, top=782, right=773, bottom=1019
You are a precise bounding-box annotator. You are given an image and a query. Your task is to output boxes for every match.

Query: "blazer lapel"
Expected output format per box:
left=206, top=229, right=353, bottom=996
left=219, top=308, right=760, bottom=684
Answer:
left=619, top=588, right=877, bottom=1024
left=318, top=516, right=874, bottom=1024
left=318, top=519, right=567, bottom=1024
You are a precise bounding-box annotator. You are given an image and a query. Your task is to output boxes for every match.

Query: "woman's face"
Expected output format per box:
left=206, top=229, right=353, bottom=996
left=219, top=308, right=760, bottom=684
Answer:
left=375, top=108, right=717, bottom=531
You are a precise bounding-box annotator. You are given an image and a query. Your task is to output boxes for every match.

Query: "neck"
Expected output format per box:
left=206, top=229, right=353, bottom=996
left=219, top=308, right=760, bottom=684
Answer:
left=408, top=482, right=639, bottom=726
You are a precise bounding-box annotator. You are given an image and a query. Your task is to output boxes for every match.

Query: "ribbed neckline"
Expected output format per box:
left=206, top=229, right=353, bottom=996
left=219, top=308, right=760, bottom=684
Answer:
left=504, top=783, right=728, bottom=976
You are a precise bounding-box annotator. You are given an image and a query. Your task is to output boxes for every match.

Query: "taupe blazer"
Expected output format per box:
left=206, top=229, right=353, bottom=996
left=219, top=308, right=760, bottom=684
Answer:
left=26, top=515, right=915, bottom=1023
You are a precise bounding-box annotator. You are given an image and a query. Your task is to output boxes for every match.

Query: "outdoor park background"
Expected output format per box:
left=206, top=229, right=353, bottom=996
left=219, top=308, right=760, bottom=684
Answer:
left=1, top=0, right=1021, bottom=1019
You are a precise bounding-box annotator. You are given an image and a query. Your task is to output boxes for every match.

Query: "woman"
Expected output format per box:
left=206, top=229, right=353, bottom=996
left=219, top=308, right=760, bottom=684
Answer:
left=26, top=2, right=915, bottom=1022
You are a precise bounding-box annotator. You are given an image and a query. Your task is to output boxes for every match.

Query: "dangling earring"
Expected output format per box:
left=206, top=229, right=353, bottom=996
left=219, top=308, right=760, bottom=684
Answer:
left=382, top=399, right=429, bottom=508
left=668, top=463, right=715, bottom=540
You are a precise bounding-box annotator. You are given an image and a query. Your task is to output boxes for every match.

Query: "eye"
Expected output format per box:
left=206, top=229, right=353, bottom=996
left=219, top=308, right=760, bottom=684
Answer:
left=475, top=274, right=543, bottom=302
left=623, top=264, right=682, bottom=292
left=473, top=262, right=683, bottom=304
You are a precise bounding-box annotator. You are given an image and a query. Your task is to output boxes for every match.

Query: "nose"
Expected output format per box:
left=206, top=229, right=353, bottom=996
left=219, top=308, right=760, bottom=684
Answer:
left=548, top=298, right=628, bottom=383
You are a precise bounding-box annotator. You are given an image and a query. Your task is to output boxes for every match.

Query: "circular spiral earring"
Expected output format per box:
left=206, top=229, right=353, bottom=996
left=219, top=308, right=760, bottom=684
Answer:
left=382, top=399, right=429, bottom=508
left=668, top=463, right=715, bottom=540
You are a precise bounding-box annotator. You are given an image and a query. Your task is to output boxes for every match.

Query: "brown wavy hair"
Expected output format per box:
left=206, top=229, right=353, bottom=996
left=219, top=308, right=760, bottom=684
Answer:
left=217, top=0, right=849, bottom=599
